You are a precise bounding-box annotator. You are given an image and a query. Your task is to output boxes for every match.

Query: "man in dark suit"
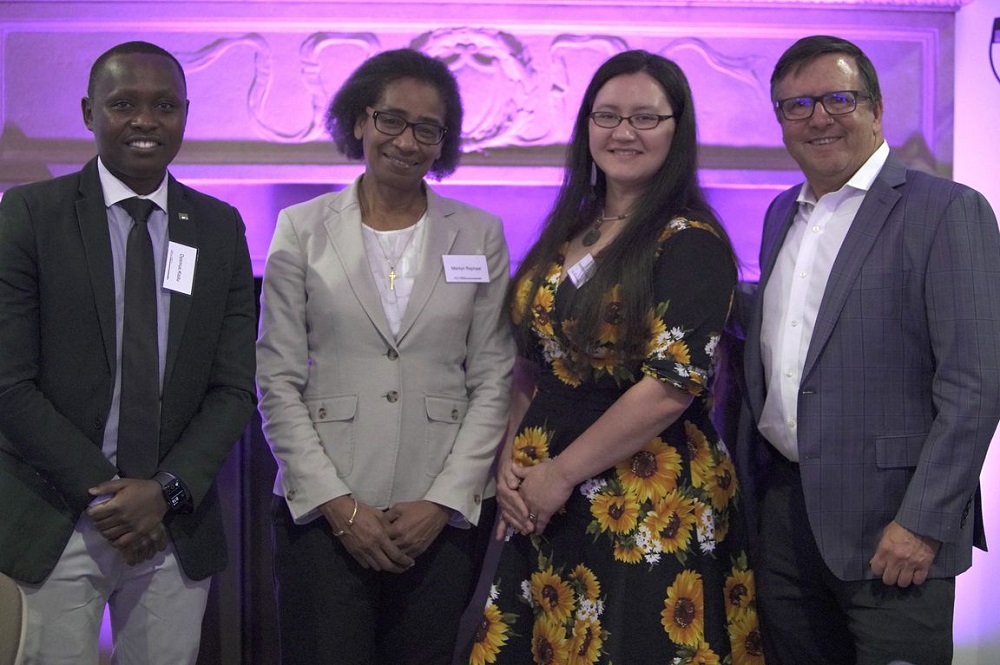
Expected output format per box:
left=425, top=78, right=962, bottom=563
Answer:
left=740, top=35, right=1000, bottom=664
left=0, top=41, right=256, bottom=663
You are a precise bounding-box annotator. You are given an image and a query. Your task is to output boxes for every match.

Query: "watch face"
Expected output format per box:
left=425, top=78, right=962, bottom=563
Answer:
left=161, top=478, right=193, bottom=513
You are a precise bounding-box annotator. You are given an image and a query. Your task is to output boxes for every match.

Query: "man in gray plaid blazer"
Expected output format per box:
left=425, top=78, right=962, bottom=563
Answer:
left=740, top=35, right=1000, bottom=665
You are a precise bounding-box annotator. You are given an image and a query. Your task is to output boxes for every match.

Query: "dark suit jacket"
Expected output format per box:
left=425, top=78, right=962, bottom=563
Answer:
left=0, top=157, right=257, bottom=583
left=740, top=153, right=1000, bottom=580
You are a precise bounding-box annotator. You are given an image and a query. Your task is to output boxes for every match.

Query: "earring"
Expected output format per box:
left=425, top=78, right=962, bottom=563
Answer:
left=590, top=162, right=598, bottom=187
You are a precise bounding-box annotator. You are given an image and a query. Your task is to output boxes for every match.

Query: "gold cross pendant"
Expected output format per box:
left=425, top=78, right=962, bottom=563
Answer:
left=388, top=267, right=397, bottom=291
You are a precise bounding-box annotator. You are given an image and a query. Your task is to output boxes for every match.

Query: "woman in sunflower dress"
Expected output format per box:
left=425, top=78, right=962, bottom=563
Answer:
left=468, top=51, right=764, bottom=665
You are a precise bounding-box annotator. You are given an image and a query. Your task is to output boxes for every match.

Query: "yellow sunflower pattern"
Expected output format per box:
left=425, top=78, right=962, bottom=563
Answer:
left=516, top=224, right=722, bottom=391
left=470, top=582, right=523, bottom=665
left=512, top=426, right=553, bottom=467
left=480, top=218, right=760, bottom=664
left=579, top=423, right=740, bottom=567
left=662, top=570, right=705, bottom=646
left=504, top=551, right=612, bottom=664
left=725, top=554, right=766, bottom=665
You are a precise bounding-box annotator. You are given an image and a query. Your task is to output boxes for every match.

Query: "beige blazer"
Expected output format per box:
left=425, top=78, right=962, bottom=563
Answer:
left=256, top=178, right=513, bottom=526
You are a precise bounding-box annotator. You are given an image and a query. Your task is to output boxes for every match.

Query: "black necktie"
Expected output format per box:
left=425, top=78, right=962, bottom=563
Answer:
left=117, top=197, right=160, bottom=478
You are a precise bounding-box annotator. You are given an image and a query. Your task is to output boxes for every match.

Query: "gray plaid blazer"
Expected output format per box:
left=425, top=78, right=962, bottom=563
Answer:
left=740, top=152, right=1000, bottom=581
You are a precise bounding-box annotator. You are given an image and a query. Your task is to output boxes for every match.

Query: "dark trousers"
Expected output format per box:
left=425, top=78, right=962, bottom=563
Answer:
left=271, top=496, right=495, bottom=665
left=756, top=456, right=954, bottom=665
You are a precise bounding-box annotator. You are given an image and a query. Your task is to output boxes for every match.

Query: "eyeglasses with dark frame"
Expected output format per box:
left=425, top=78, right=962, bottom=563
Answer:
left=774, top=90, right=872, bottom=121
left=369, top=109, right=447, bottom=145
left=589, top=111, right=675, bottom=130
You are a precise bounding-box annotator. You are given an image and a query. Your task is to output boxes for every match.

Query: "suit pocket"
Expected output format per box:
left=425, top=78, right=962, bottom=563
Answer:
left=424, top=394, right=469, bottom=477
left=0, top=448, right=77, bottom=583
left=875, top=433, right=926, bottom=469
left=306, top=394, right=358, bottom=476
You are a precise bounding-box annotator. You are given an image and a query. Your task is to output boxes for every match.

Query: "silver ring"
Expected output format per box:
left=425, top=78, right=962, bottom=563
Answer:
left=528, top=512, right=538, bottom=522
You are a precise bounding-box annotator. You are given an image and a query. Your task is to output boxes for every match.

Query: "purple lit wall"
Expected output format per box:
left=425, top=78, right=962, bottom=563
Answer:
left=2, top=0, right=998, bottom=663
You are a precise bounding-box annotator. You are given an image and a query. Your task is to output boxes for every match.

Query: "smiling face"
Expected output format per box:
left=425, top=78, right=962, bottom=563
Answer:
left=588, top=71, right=675, bottom=202
left=82, top=52, right=188, bottom=195
left=354, top=77, right=445, bottom=194
left=774, top=52, right=883, bottom=198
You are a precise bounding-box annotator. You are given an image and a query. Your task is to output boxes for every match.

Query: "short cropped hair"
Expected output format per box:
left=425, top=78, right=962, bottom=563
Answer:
left=770, top=35, right=882, bottom=107
left=88, top=41, right=187, bottom=98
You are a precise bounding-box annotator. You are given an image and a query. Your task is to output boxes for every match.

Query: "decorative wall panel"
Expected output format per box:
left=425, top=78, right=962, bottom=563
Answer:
left=0, top=1, right=959, bottom=277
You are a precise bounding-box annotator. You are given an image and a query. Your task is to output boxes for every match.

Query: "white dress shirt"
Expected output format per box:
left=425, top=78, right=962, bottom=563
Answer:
left=96, top=157, right=171, bottom=467
left=759, top=142, right=889, bottom=461
left=362, top=216, right=426, bottom=339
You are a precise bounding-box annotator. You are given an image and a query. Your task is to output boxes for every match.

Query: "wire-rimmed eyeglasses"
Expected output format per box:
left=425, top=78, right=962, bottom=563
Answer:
left=774, top=90, right=872, bottom=121
left=369, top=109, right=447, bottom=145
left=589, top=111, right=675, bottom=130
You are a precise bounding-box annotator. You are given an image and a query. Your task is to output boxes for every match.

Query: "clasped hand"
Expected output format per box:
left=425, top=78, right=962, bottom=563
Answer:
left=494, top=456, right=573, bottom=539
left=87, top=478, right=169, bottom=565
left=321, top=497, right=449, bottom=573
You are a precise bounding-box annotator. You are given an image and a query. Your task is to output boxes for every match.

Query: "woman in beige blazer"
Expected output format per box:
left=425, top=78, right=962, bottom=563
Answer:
left=256, top=49, right=514, bottom=664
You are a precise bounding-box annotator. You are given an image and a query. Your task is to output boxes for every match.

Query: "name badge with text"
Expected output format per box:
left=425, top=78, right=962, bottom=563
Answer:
left=443, top=255, right=490, bottom=283
left=163, top=241, right=198, bottom=295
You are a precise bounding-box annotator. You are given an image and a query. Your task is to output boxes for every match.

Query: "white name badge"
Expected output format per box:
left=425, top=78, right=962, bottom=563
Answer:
left=566, top=253, right=597, bottom=287
left=442, top=254, right=490, bottom=283
left=162, top=241, right=198, bottom=295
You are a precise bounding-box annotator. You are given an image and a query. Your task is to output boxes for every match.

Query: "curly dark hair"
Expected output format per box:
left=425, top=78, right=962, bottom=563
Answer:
left=324, top=48, right=464, bottom=179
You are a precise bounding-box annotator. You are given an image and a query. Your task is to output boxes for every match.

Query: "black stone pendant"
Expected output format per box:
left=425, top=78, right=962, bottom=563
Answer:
left=582, top=226, right=601, bottom=247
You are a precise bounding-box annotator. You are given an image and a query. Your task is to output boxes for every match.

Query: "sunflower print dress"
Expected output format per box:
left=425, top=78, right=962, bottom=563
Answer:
left=469, top=218, right=764, bottom=665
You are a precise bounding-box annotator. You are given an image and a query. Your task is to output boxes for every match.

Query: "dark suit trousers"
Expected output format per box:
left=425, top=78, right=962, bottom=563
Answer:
left=756, top=455, right=955, bottom=665
left=271, top=496, right=495, bottom=665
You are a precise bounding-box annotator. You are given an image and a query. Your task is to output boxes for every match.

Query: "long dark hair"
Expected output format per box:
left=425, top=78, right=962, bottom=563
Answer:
left=508, top=50, right=733, bottom=365
left=324, top=48, right=464, bottom=179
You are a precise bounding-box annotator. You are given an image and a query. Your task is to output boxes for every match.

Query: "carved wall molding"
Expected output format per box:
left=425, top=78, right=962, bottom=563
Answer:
left=0, top=9, right=955, bottom=186
left=0, top=0, right=959, bottom=278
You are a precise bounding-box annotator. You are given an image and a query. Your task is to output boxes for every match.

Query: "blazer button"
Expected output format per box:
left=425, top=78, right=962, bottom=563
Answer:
left=387, top=349, right=399, bottom=360
left=386, top=390, right=399, bottom=403
left=317, top=407, right=328, bottom=419
left=451, top=408, right=459, bottom=421
left=474, top=494, right=481, bottom=504
left=286, top=489, right=296, bottom=500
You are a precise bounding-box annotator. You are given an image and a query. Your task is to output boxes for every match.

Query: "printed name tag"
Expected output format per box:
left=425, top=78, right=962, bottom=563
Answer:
left=442, top=254, right=490, bottom=283
left=162, top=241, right=198, bottom=295
left=566, top=253, right=597, bottom=287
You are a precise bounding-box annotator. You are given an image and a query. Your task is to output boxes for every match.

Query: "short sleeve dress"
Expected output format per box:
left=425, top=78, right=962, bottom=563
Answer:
left=468, top=218, right=764, bottom=665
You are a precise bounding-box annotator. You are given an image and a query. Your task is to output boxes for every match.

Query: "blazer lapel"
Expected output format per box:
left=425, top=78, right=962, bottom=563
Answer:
left=164, top=176, right=196, bottom=389
left=757, top=190, right=799, bottom=294
left=396, top=187, right=458, bottom=343
left=325, top=181, right=395, bottom=345
left=75, top=159, right=117, bottom=375
left=746, top=188, right=798, bottom=417
left=802, top=155, right=906, bottom=379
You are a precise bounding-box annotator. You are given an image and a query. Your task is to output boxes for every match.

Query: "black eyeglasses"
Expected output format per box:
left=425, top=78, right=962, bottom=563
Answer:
left=774, top=90, right=872, bottom=121
left=589, top=111, right=675, bottom=130
left=369, top=109, right=447, bottom=145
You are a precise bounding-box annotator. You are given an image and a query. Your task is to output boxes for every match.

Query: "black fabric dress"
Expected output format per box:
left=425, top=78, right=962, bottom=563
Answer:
left=468, top=219, right=764, bottom=665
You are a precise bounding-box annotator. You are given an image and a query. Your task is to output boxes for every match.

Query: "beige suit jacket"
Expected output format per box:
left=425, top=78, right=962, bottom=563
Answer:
left=256, top=178, right=513, bottom=526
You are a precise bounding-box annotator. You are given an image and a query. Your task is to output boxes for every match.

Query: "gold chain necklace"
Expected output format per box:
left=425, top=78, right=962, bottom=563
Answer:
left=372, top=225, right=418, bottom=291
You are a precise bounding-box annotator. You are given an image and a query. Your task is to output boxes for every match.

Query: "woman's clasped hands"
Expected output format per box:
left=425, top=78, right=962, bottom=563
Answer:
left=494, top=453, right=575, bottom=539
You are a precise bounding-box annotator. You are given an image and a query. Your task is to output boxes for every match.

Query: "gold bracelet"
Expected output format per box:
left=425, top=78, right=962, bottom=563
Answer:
left=333, top=497, right=359, bottom=538
left=347, top=497, right=359, bottom=526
